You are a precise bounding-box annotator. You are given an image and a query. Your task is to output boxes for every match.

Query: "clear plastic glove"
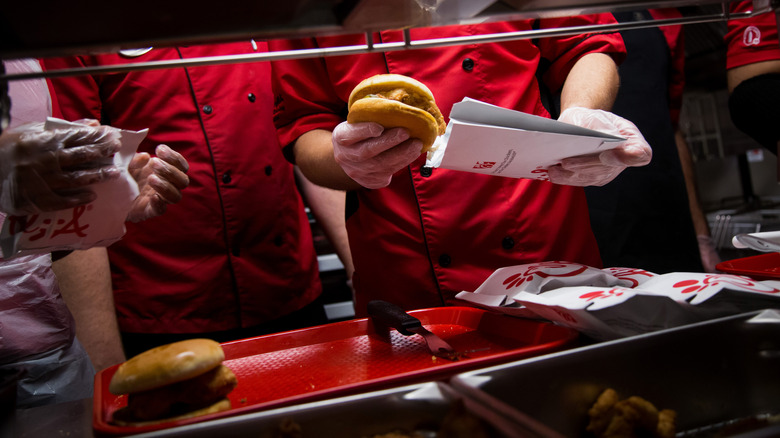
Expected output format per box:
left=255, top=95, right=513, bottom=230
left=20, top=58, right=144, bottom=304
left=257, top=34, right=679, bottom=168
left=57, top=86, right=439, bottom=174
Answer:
left=0, top=122, right=122, bottom=216
left=125, top=144, right=190, bottom=223
left=550, top=107, right=652, bottom=187
left=0, top=253, right=96, bottom=407
left=332, top=121, right=423, bottom=189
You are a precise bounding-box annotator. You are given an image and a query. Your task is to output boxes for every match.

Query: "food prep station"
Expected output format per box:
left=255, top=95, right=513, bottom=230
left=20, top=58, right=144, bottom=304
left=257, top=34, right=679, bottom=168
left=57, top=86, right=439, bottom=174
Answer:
left=7, top=310, right=780, bottom=437
left=4, top=0, right=780, bottom=437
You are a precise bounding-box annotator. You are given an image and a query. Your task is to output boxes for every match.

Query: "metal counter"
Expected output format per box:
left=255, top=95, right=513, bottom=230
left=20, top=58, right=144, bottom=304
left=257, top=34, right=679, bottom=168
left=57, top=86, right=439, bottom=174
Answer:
left=1, top=0, right=752, bottom=59
left=6, top=397, right=95, bottom=438
left=8, top=311, right=780, bottom=437
left=1, top=1, right=775, bottom=81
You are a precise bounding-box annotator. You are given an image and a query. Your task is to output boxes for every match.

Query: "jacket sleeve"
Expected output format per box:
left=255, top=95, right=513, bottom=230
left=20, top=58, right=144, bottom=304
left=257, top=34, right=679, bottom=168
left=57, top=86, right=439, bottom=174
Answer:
left=536, top=13, right=626, bottom=93
left=40, top=56, right=104, bottom=122
left=725, top=1, right=780, bottom=70
left=269, top=37, right=348, bottom=159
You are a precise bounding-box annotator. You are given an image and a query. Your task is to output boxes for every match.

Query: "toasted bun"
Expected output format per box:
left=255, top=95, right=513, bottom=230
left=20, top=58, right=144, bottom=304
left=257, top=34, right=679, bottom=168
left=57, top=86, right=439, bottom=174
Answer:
left=109, top=339, right=225, bottom=395
left=348, top=98, right=440, bottom=152
left=123, top=365, right=238, bottom=421
left=112, top=398, right=232, bottom=427
left=348, top=74, right=435, bottom=108
left=347, top=74, right=446, bottom=153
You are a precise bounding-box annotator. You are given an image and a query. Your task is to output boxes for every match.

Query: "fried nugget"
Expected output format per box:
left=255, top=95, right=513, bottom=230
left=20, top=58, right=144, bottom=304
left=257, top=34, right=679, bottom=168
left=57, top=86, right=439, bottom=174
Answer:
left=656, top=409, right=677, bottom=438
left=586, top=388, right=676, bottom=438
left=587, top=388, right=620, bottom=436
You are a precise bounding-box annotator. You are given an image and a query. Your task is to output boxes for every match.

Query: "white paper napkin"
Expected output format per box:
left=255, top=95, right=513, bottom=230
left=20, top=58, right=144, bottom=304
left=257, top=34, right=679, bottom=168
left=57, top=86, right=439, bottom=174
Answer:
left=453, top=261, right=639, bottom=318
left=0, top=118, right=147, bottom=258
left=513, top=271, right=780, bottom=340
left=455, top=260, right=780, bottom=341
left=426, top=98, right=623, bottom=180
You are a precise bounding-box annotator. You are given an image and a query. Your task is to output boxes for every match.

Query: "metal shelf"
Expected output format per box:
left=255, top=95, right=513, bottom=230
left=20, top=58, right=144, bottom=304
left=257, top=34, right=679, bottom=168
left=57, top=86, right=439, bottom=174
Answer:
left=1, top=0, right=774, bottom=81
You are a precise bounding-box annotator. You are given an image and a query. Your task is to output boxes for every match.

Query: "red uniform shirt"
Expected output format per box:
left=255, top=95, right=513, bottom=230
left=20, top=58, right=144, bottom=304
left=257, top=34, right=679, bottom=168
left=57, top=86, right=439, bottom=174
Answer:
left=43, top=42, right=321, bottom=334
left=726, top=2, right=780, bottom=70
left=270, top=18, right=625, bottom=314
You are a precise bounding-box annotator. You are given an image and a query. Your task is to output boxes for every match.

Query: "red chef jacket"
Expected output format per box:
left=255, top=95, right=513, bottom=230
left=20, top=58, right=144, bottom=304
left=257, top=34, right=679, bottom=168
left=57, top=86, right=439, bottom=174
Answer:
left=270, top=17, right=626, bottom=315
left=43, top=42, right=321, bottom=334
left=726, top=2, right=780, bottom=70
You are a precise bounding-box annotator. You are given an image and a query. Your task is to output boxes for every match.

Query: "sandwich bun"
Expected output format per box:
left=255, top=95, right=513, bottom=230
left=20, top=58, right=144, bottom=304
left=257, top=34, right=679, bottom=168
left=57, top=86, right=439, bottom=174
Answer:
left=109, top=338, right=225, bottom=395
left=112, top=398, right=232, bottom=427
left=108, top=339, right=237, bottom=425
left=347, top=74, right=446, bottom=153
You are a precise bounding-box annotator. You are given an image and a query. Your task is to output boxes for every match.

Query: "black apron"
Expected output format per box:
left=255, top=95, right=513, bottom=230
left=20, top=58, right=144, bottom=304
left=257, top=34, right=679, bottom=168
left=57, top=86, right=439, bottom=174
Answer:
left=584, top=11, right=703, bottom=273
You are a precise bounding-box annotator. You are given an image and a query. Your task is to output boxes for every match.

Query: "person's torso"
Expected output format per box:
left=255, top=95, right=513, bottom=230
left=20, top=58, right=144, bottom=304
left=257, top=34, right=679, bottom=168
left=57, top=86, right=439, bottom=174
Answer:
left=0, top=235, right=73, bottom=362
left=48, top=42, right=321, bottom=332
left=584, top=12, right=703, bottom=273
left=313, top=24, right=603, bottom=313
left=0, top=61, right=76, bottom=361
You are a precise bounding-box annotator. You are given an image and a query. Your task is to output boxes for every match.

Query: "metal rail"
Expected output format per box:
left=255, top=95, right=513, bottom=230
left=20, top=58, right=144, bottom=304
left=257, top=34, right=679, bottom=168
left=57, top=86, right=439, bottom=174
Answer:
left=0, top=5, right=762, bottom=82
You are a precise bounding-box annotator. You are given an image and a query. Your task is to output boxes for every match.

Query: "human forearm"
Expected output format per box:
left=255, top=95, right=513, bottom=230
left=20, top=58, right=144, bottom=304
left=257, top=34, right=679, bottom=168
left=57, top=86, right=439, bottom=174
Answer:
left=294, top=166, right=355, bottom=279
left=560, top=53, right=620, bottom=112
left=53, top=247, right=126, bottom=371
left=551, top=53, right=650, bottom=187
left=727, top=59, right=780, bottom=92
left=294, top=122, right=421, bottom=191
left=294, top=129, right=363, bottom=191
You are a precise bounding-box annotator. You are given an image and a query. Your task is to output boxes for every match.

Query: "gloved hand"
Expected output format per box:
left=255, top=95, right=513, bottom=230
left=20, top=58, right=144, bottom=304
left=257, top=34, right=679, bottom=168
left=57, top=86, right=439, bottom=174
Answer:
left=332, top=121, right=423, bottom=189
left=0, top=122, right=122, bottom=216
left=126, top=144, right=190, bottom=223
left=549, top=107, right=652, bottom=186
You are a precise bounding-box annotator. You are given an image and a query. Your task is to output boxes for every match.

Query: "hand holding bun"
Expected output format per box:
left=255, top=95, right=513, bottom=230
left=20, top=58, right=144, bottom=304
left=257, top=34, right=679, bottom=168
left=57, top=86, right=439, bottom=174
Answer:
left=109, top=338, right=238, bottom=426
left=335, top=74, right=445, bottom=189
left=347, top=74, right=446, bottom=154
left=332, top=121, right=423, bottom=189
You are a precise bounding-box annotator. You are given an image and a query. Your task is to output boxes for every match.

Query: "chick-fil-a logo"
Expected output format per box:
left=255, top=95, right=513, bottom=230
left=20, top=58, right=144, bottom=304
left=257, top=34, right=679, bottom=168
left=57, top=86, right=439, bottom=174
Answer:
left=579, top=288, right=626, bottom=302
left=743, top=25, right=762, bottom=46
left=502, top=261, right=589, bottom=290
left=604, top=267, right=655, bottom=287
left=552, top=307, right=577, bottom=324
left=6, top=205, right=91, bottom=242
left=672, top=274, right=779, bottom=294
left=531, top=166, right=550, bottom=181
left=474, top=161, right=496, bottom=169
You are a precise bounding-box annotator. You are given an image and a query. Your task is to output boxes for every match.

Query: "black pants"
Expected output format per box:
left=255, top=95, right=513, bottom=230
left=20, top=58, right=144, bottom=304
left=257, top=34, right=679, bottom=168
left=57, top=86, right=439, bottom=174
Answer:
left=120, top=296, right=329, bottom=359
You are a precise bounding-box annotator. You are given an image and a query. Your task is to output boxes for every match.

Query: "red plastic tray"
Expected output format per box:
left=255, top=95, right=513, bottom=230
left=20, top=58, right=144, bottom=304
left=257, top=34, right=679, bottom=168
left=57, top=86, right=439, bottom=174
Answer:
left=93, top=306, right=578, bottom=436
left=717, top=252, right=780, bottom=280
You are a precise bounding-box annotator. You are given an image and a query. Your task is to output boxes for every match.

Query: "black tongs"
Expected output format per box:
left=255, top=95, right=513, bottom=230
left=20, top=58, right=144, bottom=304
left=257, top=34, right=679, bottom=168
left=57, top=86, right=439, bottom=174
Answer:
left=368, top=300, right=460, bottom=361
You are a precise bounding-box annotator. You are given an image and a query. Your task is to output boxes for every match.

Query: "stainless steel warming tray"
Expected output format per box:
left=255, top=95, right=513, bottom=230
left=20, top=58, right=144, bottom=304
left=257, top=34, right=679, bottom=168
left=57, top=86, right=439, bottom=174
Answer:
left=451, top=310, right=780, bottom=437
left=122, top=381, right=543, bottom=438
